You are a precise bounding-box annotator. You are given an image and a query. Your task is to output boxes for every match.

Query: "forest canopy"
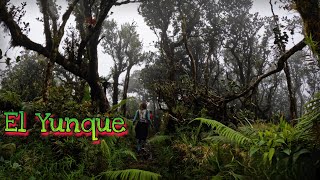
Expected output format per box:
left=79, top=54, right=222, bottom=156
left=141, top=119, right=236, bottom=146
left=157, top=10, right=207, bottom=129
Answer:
left=1, top=0, right=320, bottom=179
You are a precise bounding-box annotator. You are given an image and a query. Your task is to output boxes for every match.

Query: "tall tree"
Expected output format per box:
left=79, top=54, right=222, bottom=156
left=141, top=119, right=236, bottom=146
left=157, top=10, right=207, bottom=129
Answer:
left=101, top=20, right=144, bottom=108
left=293, top=0, right=320, bottom=61
left=0, top=51, right=47, bottom=102
left=270, top=0, right=298, bottom=120
left=121, top=26, right=145, bottom=115
left=0, top=0, right=137, bottom=113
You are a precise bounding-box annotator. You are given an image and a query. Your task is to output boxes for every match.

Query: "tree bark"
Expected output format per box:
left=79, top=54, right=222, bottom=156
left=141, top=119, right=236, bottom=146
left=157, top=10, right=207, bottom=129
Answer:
left=182, top=24, right=197, bottom=85
left=87, top=29, right=109, bottom=112
left=42, top=59, right=54, bottom=102
left=112, top=72, right=120, bottom=106
left=283, top=61, right=298, bottom=120
left=74, top=79, right=86, bottom=103
left=121, top=65, right=133, bottom=115
left=294, top=0, right=320, bottom=58
left=0, top=0, right=117, bottom=112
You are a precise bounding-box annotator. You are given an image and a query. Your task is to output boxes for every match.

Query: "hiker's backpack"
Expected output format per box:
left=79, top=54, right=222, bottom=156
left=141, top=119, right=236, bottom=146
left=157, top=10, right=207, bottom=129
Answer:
left=139, top=109, right=149, bottom=123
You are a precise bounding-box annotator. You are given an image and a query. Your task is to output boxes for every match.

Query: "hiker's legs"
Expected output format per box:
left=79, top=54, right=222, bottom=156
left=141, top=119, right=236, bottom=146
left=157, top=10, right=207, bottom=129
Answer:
left=136, top=139, right=141, bottom=151
left=141, top=139, right=146, bottom=149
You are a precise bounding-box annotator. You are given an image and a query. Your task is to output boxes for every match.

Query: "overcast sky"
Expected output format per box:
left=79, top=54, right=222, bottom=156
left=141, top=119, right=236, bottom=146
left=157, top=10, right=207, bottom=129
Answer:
left=0, top=0, right=303, bottom=80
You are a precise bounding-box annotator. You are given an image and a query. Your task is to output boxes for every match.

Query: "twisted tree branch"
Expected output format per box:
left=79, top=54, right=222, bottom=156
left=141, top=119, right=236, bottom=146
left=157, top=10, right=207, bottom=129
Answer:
left=224, top=39, right=306, bottom=103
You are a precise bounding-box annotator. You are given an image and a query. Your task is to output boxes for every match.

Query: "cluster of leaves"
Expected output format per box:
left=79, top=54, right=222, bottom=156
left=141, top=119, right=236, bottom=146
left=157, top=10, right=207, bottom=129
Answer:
left=0, top=134, right=152, bottom=179
left=187, top=96, right=320, bottom=179
left=135, top=92, right=320, bottom=179
left=0, top=99, right=161, bottom=179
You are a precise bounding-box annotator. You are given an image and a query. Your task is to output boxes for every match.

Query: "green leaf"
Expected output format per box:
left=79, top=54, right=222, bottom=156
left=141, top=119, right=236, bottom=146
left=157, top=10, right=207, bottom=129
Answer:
left=212, top=175, right=223, bottom=180
left=230, top=172, right=245, bottom=180
left=263, top=152, right=268, bottom=164
left=148, top=135, right=171, bottom=144
left=12, top=162, right=21, bottom=169
left=268, top=148, right=275, bottom=162
left=267, top=139, right=273, bottom=148
left=108, top=98, right=134, bottom=114
left=282, top=148, right=291, bottom=155
left=295, top=92, right=320, bottom=141
left=119, top=150, right=137, bottom=161
left=29, top=176, right=36, bottom=180
left=101, top=139, right=111, bottom=159
left=293, top=148, right=310, bottom=164
left=193, top=118, right=251, bottom=145
left=275, top=138, right=285, bottom=145
left=249, top=147, right=259, bottom=157
left=258, top=140, right=265, bottom=146
left=102, top=169, right=161, bottom=180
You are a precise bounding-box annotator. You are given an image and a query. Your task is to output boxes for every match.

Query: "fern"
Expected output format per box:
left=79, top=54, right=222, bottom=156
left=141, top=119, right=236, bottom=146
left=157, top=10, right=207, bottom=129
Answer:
left=101, top=139, right=112, bottom=161
left=148, top=135, right=171, bottom=144
left=295, top=92, right=320, bottom=142
left=238, top=126, right=256, bottom=138
left=202, top=135, right=231, bottom=144
left=305, top=33, right=320, bottom=62
left=193, top=118, right=251, bottom=145
left=102, top=169, right=161, bottom=180
left=107, top=98, right=134, bottom=114
left=114, top=149, right=137, bottom=161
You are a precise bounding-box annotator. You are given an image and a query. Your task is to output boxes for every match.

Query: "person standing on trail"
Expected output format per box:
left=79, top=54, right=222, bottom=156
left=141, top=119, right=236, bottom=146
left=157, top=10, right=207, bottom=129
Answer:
left=133, top=102, right=152, bottom=152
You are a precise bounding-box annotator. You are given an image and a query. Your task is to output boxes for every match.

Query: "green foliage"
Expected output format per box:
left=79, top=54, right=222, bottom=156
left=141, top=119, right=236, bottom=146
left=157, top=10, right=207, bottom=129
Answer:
left=148, top=135, right=171, bottom=145
left=186, top=115, right=319, bottom=179
left=0, top=51, right=46, bottom=102
left=193, top=118, right=251, bottom=145
left=305, top=33, right=320, bottom=62
left=244, top=118, right=312, bottom=178
left=82, top=84, right=91, bottom=102
left=295, top=92, right=320, bottom=145
left=107, top=98, right=133, bottom=116
left=0, top=91, right=22, bottom=110
left=0, top=143, right=16, bottom=159
left=101, top=169, right=161, bottom=180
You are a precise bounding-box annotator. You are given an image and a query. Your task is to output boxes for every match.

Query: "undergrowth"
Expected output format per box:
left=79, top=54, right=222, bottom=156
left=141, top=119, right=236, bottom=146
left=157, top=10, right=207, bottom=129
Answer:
left=1, top=92, right=320, bottom=179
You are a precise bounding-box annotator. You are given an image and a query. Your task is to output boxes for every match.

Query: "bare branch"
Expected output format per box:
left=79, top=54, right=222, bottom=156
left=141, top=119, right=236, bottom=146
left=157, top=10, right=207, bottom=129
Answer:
left=224, top=39, right=307, bottom=103
left=114, top=0, right=140, bottom=6
left=0, top=2, right=87, bottom=78
left=57, top=0, right=80, bottom=41
left=77, top=1, right=113, bottom=62
left=39, top=0, right=52, bottom=48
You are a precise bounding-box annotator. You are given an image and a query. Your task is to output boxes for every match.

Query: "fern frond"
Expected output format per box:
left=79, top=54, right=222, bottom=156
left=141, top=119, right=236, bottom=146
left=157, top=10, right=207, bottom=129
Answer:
left=101, top=139, right=111, bottom=160
left=148, top=135, right=171, bottom=144
left=238, top=126, right=256, bottom=138
left=102, top=169, right=161, bottom=180
left=116, top=149, right=138, bottom=161
left=295, top=92, right=320, bottom=142
left=193, top=118, right=252, bottom=145
left=107, top=98, right=134, bottom=114
left=203, top=135, right=231, bottom=144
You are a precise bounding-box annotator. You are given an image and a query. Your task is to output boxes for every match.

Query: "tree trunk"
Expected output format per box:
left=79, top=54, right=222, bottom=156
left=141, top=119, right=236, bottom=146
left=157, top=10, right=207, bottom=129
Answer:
left=283, top=61, right=298, bottom=120
left=294, top=0, right=320, bottom=59
left=87, top=30, right=110, bottom=113
left=297, top=85, right=304, bottom=117
left=122, top=65, right=133, bottom=116
left=42, top=59, right=54, bottom=102
left=112, top=72, right=120, bottom=106
left=74, top=79, right=86, bottom=103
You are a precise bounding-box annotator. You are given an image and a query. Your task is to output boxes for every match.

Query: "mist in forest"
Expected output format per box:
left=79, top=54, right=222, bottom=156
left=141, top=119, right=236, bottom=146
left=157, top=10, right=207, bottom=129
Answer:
left=1, top=0, right=320, bottom=179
